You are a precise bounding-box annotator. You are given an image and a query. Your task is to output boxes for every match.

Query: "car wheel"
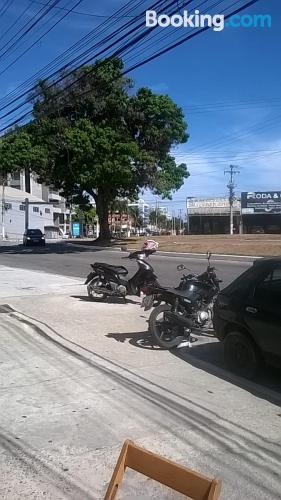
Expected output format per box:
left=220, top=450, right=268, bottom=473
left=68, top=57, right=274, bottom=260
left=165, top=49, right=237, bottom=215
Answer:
left=224, top=331, right=261, bottom=378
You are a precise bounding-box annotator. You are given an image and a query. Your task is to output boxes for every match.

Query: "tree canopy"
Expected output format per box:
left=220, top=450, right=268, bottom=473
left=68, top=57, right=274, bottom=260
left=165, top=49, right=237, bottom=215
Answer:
left=0, top=57, right=189, bottom=240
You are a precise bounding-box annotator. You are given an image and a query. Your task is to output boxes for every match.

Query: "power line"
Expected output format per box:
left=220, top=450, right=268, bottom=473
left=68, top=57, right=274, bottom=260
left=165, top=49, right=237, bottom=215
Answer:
left=0, top=0, right=262, bottom=132
left=0, top=2, right=34, bottom=45
left=28, top=0, right=139, bottom=18
left=0, top=0, right=15, bottom=18
left=0, top=0, right=142, bottom=125
left=0, top=0, right=189, bottom=123
left=0, top=0, right=62, bottom=61
left=0, top=0, right=153, bottom=115
left=0, top=0, right=247, bottom=118
left=0, top=0, right=84, bottom=77
left=187, top=112, right=281, bottom=155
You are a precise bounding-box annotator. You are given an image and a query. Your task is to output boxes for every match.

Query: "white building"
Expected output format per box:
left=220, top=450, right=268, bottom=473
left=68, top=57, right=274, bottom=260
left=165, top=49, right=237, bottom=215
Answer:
left=0, top=186, right=60, bottom=241
left=2, top=170, right=70, bottom=239
left=128, top=198, right=150, bottom=226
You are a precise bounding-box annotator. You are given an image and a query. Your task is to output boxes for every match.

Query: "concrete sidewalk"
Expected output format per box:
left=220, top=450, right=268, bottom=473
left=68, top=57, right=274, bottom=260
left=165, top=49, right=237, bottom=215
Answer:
left=0, top=266, right=281, bottom=499
left=0, top=265, right=84, bottom=298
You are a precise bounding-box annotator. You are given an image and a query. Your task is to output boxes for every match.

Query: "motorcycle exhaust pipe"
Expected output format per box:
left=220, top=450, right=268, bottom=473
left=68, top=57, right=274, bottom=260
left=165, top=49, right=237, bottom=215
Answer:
left=87, top=285, right=114, bottom=296
left=164, top=311, right=193, bottom=328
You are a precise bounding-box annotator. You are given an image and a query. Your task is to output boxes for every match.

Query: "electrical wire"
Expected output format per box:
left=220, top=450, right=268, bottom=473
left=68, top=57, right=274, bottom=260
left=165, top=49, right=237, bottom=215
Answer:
left=0, top=0, right=62, bottom=61
left=0, top=0, right=148, bottom=112
left=0, top=0, right=84, bottom=77
left=0, top=0, right=15, bottom=18
left=0, top=0, right=180, bottom=120
left=0, top=2, right=34, bottom=45
left=28, top=0, right=139, bottom=18
left=0, top=0, right=262, bottom=132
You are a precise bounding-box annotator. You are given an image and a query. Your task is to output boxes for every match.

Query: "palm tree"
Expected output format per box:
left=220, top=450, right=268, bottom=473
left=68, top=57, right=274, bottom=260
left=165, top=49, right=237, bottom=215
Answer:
left=128, top=206, right=143, bottom=233
left=109, top=199, right=129, bottom=235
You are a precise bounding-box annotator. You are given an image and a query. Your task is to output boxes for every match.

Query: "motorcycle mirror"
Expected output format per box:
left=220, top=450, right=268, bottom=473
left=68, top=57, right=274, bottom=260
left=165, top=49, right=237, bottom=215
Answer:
left=207, top=251, right=212, bottom=260
left=177, top=264, right=186, bottom=271
left=121, top=245, right=127, bottom=252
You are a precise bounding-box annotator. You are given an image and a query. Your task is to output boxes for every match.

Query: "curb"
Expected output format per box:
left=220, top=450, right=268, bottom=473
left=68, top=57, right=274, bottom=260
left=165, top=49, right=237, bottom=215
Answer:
left=66, top=242, right=260, bottom=261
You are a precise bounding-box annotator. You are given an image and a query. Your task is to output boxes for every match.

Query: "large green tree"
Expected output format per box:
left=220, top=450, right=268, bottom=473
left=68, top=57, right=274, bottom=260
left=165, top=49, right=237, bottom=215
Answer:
left=0, top=129, right=46, bottom=184
left=1, top=58, right=189, bottom=241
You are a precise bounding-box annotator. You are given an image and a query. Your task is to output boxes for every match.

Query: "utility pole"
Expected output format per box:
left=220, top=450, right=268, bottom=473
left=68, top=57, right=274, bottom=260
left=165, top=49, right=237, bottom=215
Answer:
left=224, top=165, right=240, bottom=235
left=1, top=181, right=6, bottom=240
left=24, top=198, right=29, bottom=231
left=179, top=209, right=182, bottom=233
left=155, top=199, right=158, bottom=232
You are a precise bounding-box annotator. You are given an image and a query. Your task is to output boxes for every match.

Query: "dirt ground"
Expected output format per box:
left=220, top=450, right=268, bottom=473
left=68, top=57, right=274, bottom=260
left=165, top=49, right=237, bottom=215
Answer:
left=120, top=234, right=281, bottom=257
left=69, top=234, right=281, bottom=256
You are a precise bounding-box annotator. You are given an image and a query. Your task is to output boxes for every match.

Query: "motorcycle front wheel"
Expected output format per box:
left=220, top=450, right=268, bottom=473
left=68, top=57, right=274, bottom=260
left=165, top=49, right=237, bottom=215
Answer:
left=149, top=304, right=187, bottom=349
left=87, top=275, right=107, bottom=302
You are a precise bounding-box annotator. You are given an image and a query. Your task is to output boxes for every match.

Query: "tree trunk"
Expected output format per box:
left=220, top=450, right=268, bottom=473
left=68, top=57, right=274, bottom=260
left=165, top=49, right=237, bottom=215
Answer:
left=95, top=195, right=111, bottom=241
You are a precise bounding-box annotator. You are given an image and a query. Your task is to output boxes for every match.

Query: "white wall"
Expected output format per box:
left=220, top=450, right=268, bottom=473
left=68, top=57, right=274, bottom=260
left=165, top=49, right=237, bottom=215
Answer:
left=2, top=200, right=54, bottom=241
left=30, top=175, right=44, bottom=199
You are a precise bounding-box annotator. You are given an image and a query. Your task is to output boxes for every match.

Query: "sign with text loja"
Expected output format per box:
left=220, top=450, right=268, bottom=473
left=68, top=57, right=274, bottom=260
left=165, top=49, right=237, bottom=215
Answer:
left=241, top=191, right=281, bottom=214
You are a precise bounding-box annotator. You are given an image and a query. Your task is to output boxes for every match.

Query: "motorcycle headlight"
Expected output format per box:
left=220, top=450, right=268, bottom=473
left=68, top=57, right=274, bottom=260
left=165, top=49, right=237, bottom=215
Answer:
left=198, top=311, right=209, bottom=323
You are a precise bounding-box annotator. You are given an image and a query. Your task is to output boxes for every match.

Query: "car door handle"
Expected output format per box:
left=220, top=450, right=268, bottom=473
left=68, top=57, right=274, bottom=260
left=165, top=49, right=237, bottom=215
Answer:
left=246, top=306, right=258, bottom=314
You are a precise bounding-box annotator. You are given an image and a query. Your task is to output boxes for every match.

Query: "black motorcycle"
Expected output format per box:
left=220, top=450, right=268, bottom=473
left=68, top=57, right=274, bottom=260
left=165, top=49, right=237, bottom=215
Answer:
left=85, top=247, right=159, bottom=302
left=143, top=252, right=221, bottom=349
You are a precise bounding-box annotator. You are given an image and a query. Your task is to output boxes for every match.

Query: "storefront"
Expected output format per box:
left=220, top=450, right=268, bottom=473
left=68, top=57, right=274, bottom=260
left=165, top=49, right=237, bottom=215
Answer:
left=186, top=197, right=241, bottom=234
left=241, top=191, right=281, bottom=233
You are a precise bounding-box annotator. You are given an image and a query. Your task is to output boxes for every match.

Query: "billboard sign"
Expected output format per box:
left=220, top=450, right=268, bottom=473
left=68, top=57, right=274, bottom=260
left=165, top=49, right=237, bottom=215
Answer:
left=187, top=197, right=240, bottom=215
left=241, top=192, right=281, bottom=214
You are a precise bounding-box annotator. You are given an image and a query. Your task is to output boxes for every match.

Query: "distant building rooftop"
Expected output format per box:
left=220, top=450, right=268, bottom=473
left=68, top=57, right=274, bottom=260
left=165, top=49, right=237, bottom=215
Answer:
left=0, top=185, right=46, bottom=203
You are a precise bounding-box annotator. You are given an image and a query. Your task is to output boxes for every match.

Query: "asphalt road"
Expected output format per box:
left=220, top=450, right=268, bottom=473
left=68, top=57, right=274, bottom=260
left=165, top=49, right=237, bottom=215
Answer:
left=0, top=241, right=254, bottom=287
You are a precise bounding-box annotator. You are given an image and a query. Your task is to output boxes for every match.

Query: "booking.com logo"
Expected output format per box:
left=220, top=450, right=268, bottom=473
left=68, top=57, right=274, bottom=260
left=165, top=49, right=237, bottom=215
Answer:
left=146, top=10, right=272, bottom=32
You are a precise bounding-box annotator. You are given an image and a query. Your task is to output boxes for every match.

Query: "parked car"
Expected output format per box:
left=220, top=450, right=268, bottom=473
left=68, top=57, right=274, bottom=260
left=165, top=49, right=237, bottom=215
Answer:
left=23, top=228, right=46, bottom=246
left=213, top=258, right=281, bottom=378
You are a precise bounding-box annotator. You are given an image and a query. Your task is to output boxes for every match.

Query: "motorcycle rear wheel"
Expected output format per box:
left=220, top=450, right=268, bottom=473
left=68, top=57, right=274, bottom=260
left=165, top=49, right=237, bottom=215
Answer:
left=149, top=304, right=187, bottom=349
left=87, top=275, right=107, bottom=302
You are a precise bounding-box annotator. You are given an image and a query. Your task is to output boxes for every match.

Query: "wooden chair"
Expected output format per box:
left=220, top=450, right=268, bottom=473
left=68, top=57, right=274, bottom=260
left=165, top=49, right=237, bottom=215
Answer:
left=104, top=440, right=222, bottom=499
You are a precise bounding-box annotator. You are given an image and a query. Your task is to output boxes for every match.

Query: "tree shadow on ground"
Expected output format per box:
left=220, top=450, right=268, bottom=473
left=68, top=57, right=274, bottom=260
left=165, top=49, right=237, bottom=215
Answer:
left=0, top=242, right=115, bottom=255
left=67, top=237, right=136, bottom=248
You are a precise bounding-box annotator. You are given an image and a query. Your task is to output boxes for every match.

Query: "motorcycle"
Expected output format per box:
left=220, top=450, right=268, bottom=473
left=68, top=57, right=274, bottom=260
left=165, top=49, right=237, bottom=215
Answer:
left=85, top=246, right=159, bottom=302
left=142, top=252, right=221, bottom=349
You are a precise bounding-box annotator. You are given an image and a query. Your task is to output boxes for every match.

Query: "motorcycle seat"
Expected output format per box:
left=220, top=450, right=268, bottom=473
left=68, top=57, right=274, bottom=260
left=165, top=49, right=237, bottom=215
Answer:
left=92, top=262, right=128, bottom=276
left=162, top=287, right=194, bottom=299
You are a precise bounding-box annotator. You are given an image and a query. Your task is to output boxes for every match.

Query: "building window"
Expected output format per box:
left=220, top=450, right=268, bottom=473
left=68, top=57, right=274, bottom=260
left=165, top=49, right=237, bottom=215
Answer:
left=19, top=205, right=25, bottom=211
left=12, top=171, right=21, bottom=181
left=4, top=203, right=12, bottom=210
left=33, top=206, right=39, bottom=213
left=45, top=208, right=51, bottom=214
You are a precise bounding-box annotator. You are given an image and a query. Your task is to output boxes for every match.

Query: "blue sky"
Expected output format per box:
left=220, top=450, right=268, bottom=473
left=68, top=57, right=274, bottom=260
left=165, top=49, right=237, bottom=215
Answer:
left=0, top=0, right=280, bottom=215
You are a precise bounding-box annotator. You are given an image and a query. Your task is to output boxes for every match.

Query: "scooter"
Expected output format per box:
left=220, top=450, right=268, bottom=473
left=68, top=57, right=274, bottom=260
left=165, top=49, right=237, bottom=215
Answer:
left=85, top=247, right=159, bottom=302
